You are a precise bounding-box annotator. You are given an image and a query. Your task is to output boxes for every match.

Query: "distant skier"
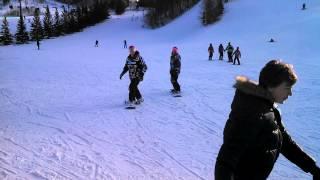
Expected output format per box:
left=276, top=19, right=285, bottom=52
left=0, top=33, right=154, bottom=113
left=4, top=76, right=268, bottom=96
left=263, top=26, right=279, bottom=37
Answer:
left=218, top=44, right=224, bottom=60
left=233, top=47, right=241, bottom=65
left=36, top=39, right=40, bottom=50
left=170, top=47, right=181, bottom=94
left=95, top=40, right=99, bottom=47
left=120, top=45, right=147, bottom=105
left=269, top=38, right=275, bottom=43
left=225, top=42, right=234, bottom=62
left=124, top=40, right=127, bottom=48
left=302, top=3, right=306, bottom=10
left=208, top=43, right=214, bottom=60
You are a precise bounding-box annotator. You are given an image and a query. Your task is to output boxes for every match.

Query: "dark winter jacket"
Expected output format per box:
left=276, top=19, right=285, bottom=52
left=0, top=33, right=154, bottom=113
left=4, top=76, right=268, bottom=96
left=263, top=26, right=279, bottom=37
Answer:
left=233, top=49, right=241, bottom=58
left=226, top=44, right=234, bottom=53
left=219, top=45, right=224, bottom=53
left=208, top=45, right=214, bottom=53
left=121, top=51, right=147, bottom=81
left=215, top=76, right=317, bottom=180
left=170, top=53, right=181, bottom=74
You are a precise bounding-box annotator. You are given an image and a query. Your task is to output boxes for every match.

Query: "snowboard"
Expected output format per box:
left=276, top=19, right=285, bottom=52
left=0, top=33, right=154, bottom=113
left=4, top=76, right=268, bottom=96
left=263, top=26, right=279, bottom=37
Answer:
left=125, top=106, right=136, bottom=109
left=124, top=100, right=136, bottom=109
left=124, top=99, right=143, bottom=109
left=170, top=90, right=182, bottom=97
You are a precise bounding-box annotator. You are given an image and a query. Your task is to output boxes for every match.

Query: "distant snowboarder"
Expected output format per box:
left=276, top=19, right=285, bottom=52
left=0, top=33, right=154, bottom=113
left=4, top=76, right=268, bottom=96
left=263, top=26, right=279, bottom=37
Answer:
left=208, top=43, right=214, bottom=60
left=120, top=45, right=147, bottom=106
left=95, top=40, right=99, bottom=47
left=225, top=42, right=234, bottom=62
left=170, top=47, right=181, bottom=95
left=218, top=44, right=224, bottom=60
left=36, top=39, right=40, bottom=50
left=124, top=40, right=127, bottom=48
left=233, top=47, right=241, bottom=65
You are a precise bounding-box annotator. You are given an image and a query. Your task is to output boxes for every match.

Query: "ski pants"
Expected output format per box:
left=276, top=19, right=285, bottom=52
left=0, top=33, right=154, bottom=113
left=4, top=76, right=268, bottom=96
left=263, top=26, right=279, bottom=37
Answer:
left=129, top=78, right=142, bottom=102
left=219, top=52, right=223, bottom=60
left=228, top=52, right=233, bottom=62
left=233, top=57, right=240, bottom=65
left=170, top=70, right=180, bottom=91
left=209, top=52, right=213, bottom=60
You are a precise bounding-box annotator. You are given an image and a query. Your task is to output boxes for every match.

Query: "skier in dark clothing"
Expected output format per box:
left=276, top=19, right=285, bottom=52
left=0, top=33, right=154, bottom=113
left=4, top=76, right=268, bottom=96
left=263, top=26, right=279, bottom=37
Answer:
left=124, top=40, right=127, bottom=48
left=219, top=44, right=224, bottom=60
left=215, top=60, right=320, bottom=180
left=232, top=47, right=241, bottom=65
left=302, top=3, right=306, bottom=10
left=120, top=45, right=147, bottom=105
left=208, top=43, right=214, bottom=60
left=225, top=42, right=234, bottom=62
left=36, top=39, right=40, bottom=50
left=170, top=47, right=181, bottom=93
left=95, top=40, right=99, bottom=47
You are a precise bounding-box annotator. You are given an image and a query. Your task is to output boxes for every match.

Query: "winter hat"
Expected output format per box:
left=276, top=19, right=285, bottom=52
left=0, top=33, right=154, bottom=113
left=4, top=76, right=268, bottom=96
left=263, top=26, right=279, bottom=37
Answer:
left=129, top=45, right=135, bottom=50
left=172, top=46, right=178, bottom=53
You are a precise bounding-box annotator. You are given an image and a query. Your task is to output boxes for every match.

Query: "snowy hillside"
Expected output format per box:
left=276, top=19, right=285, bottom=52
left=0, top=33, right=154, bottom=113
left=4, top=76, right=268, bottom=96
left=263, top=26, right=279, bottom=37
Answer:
left=1, top=0, right=320, bottom=179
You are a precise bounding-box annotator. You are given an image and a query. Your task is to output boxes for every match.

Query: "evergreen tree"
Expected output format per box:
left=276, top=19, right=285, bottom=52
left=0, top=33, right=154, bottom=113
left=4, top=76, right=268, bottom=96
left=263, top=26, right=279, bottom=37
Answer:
left=1, top=16, right=13, bottom=45
left=75, top=6, right=83, bottom=30
left=15, top=15, right=29, bottom=44
left=30, top=8, right=43, bottom=40
left=115, top=0, right=127, bottom=15
left=43, top=5, right=53, bottom=38
left=202, top=0, right=224, bottom=25
left=145, top=0, right=200, bottom=28
left=61, top=6, right=69, bottom=34
left=53, top=7, right=63, bottom=36
left=3, top=0, right=11, bottom=6
left=68, top=9, right=77, bottom=33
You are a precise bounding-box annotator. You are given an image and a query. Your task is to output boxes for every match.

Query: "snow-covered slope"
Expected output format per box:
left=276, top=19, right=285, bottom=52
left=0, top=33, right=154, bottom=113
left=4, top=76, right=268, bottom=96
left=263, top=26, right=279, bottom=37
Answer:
left=1, top=0, right=320, bottom=179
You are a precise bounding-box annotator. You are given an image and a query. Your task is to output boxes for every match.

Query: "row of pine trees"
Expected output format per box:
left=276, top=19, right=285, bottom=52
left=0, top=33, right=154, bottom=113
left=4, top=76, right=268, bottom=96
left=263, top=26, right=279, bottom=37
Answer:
left=138, top=0, right=224, bottom=28
left=1, top=0, right=224, bottom=45
left=1, top=0, right=109, bottom=45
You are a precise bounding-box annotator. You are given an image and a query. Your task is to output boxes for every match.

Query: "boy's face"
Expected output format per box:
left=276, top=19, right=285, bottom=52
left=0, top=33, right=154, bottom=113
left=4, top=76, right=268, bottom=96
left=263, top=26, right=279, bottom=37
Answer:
left=269, top=82, right=293, bottom=104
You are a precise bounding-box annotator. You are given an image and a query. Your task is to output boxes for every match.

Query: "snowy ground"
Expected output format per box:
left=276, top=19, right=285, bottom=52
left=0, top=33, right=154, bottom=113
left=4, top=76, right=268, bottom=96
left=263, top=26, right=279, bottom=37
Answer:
left=1, top=0, right=320, bottom=179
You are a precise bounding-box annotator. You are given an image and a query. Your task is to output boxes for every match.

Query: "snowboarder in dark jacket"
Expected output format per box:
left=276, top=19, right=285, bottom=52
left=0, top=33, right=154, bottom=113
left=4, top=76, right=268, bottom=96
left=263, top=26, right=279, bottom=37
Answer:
left=208, top=43, right=214, bottom=60
left=215, top=60, right=320, bottom=180
left=225, top=42, right=234, bottom=62
left=170, top=47, right=181, bottom=93
left=219, top=44, right=224, bottom=60
left=120, top=45, right=147, bottom=104
left=232, top=47, right=241, bottom=65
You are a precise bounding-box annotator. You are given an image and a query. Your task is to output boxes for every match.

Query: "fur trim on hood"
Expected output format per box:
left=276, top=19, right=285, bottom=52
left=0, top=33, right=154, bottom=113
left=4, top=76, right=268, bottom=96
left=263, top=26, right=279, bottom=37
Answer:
left=233, top=76, right=275, bottom=102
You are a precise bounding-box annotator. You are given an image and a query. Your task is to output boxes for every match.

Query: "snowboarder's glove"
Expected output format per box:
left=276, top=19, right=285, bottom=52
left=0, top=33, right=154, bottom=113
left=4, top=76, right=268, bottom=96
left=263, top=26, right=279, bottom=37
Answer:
left=311, top=165, right=320, bottom=180
left=120, top=73, right=124, bottom=80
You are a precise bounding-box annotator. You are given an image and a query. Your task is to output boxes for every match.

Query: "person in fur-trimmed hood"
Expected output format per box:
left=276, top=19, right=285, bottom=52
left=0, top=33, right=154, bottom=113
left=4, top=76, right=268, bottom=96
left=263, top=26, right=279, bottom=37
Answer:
left=215, top=60, right=320, bottom=180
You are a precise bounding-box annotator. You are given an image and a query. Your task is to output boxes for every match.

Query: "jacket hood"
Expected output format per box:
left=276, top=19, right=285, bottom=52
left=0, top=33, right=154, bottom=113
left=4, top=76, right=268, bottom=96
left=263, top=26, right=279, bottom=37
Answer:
left=233, top=76, right=274, bottom=103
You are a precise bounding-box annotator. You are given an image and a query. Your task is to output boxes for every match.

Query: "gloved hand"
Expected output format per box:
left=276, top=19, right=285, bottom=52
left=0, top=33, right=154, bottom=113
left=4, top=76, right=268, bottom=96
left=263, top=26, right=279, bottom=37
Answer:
left=120, top=73, right=123, bottom=80
left=311, top=165, right=320, bottom=180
